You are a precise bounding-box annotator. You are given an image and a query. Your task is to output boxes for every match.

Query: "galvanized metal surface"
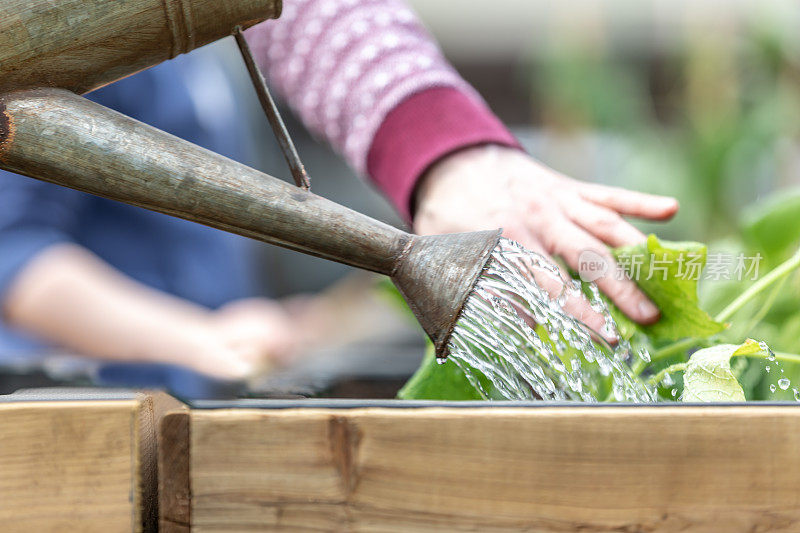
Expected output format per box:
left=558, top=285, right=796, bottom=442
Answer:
left=0, top=0, right=282, bottom=95
left=234, top=26, right=311, bottom=190
left=392, top=230, right=501, bottom=357
left=0, top=88, right=500, bottom=358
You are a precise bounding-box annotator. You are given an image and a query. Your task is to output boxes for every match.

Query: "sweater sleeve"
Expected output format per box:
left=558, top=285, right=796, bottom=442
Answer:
left=245, top=0, right=520, bottom=220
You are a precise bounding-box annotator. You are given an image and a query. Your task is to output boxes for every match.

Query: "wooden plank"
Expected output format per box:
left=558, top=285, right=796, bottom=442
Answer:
left=174, top=406, right=800, bottom=532
left=160, top=411, right=192, bottom=533
left=0, top=390, right=181, bottom=532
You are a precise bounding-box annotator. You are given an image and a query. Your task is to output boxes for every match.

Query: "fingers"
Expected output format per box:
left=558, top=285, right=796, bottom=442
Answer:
left=539, top=217, right=660, bottom=325
left=576, top=183, right=679, bottom=221
left=561, top=197, right=646, bottom=248
left=500, top=228, right=617, bottom=342
left=213, top=298, right=299, bottom=368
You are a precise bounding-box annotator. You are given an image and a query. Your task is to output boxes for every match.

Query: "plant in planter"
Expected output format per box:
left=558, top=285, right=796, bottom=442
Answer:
left=389, top=190, right=800, bottom=402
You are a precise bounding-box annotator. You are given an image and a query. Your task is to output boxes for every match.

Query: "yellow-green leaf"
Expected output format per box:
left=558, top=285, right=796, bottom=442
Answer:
left=681, top=340, right=759, bottom=402
left=613, top=235, right=726, bottom=341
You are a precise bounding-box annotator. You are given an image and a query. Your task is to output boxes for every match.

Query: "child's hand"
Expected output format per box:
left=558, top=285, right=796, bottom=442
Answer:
left=201, top=298, right=299, bottom=380
left=183, top=298, right=299, bottom=380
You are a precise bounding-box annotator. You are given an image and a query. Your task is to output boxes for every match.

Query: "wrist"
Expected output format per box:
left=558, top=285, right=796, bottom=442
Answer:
left=413, top=144, right=521, bottom=217
left=367, top=87, right=521, bottom=222
left=135, top=312, right=213, bottom=366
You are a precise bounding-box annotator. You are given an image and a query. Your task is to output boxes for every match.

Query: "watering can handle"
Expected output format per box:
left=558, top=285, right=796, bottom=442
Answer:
left=233, top=27, right=312, bottom=191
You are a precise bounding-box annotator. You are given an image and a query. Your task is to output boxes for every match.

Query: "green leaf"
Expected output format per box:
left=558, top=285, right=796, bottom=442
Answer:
left=395, top=235, right=729, bottom=402
left=776, top=312, right=800, bottom=354
left=613, top=235, right=726, bottom=341
left=682, top=340, right=760, bottom=402
left=741, top=188, right=800, bottom=265
left=397, top=342, right=487, bottom=401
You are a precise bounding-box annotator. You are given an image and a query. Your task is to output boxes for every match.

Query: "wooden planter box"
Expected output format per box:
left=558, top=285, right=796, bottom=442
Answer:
left=159, top=401, right=800, bottom=532
left=0, top=389, right=181, bottom=533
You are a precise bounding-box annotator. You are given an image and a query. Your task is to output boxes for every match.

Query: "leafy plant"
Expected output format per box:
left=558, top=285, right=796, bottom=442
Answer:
left=681, top=340, right=758, bottom=402
left=398, top=346, right=485, bottom=401
left=388, top=192, right=800, bottom=402
left=611, top=236, right=725, bottom=341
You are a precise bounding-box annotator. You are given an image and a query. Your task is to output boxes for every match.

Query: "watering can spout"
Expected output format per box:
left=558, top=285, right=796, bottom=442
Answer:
left=0, top=89, right=500, bottom=358
left=392, top=232, right=501, bottom=357
left=0, top=0, right=503, bottom=359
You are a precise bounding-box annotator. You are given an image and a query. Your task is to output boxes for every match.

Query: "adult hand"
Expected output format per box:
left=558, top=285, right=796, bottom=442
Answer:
left=414, top=145, right=679, bottom=337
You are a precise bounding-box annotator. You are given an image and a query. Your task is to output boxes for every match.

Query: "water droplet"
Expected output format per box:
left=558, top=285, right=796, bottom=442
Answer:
left=779, top=378, right=791, bottom=390
left=770, top=384, right=777, bottom=393
left=759, top=340, right=772, bottom=355
left=766, top=365, right=771, bottom=373
left=794, top=388, right=800, bottom=402
left=661, top=373, right=674, bottom=387
left=637, top=348, right=651, bottom=363
left=670, top=388, right=678, bottom=397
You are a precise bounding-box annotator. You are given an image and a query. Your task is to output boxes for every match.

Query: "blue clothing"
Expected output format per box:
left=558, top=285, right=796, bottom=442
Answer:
left=0, top=50, right=262, bottom=397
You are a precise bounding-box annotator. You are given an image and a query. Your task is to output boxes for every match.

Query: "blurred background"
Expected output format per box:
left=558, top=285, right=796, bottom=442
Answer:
left=4, top=0, right=800, bottom=399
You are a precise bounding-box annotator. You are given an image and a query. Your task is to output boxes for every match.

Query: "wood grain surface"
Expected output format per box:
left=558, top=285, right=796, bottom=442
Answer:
left=163, top=406, right=800, bottom=532
left=0, top=391, right=181, bottom=532
left=160, top=411, right=192, bottom=533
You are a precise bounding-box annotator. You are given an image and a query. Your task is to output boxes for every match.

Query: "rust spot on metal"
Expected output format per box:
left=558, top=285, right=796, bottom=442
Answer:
left=0, top=99, right=15, bottom=160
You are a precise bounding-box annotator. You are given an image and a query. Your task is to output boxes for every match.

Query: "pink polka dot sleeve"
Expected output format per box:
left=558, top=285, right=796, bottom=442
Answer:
left=245, top=0, right=519, bottom=219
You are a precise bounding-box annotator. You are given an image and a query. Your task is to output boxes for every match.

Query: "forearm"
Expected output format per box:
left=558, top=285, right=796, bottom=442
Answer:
left=2, top=243, right=213, bottom=368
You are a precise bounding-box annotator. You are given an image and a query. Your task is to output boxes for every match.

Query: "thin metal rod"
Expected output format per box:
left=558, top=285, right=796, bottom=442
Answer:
left=233, top=26, right=311, bottom=190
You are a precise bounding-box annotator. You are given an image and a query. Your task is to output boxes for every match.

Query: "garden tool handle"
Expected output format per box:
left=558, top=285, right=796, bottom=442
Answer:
left=233, top=27, right=312, bottom=191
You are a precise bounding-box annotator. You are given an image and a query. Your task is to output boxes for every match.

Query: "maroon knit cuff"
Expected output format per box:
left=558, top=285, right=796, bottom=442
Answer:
left=366, top=87, right=521, bottom=222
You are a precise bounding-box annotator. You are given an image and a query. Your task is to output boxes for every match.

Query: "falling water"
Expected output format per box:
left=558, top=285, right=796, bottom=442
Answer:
left=444, top=238, right=656, bottom=402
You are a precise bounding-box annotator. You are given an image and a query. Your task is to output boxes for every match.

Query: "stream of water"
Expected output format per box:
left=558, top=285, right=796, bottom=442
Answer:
left=444, top=238, right=657, bottom=402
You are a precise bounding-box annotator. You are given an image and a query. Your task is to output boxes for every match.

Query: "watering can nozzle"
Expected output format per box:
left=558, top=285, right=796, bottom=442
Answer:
left=392, top=231, right=502, bottom=358
left=0, top=88, right=501, bottom=358
left=0, top=0, right=502, bottom=358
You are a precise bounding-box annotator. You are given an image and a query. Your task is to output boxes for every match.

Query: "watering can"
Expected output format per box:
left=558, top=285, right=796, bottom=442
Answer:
left=0, top=0, right=501, bottom=358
